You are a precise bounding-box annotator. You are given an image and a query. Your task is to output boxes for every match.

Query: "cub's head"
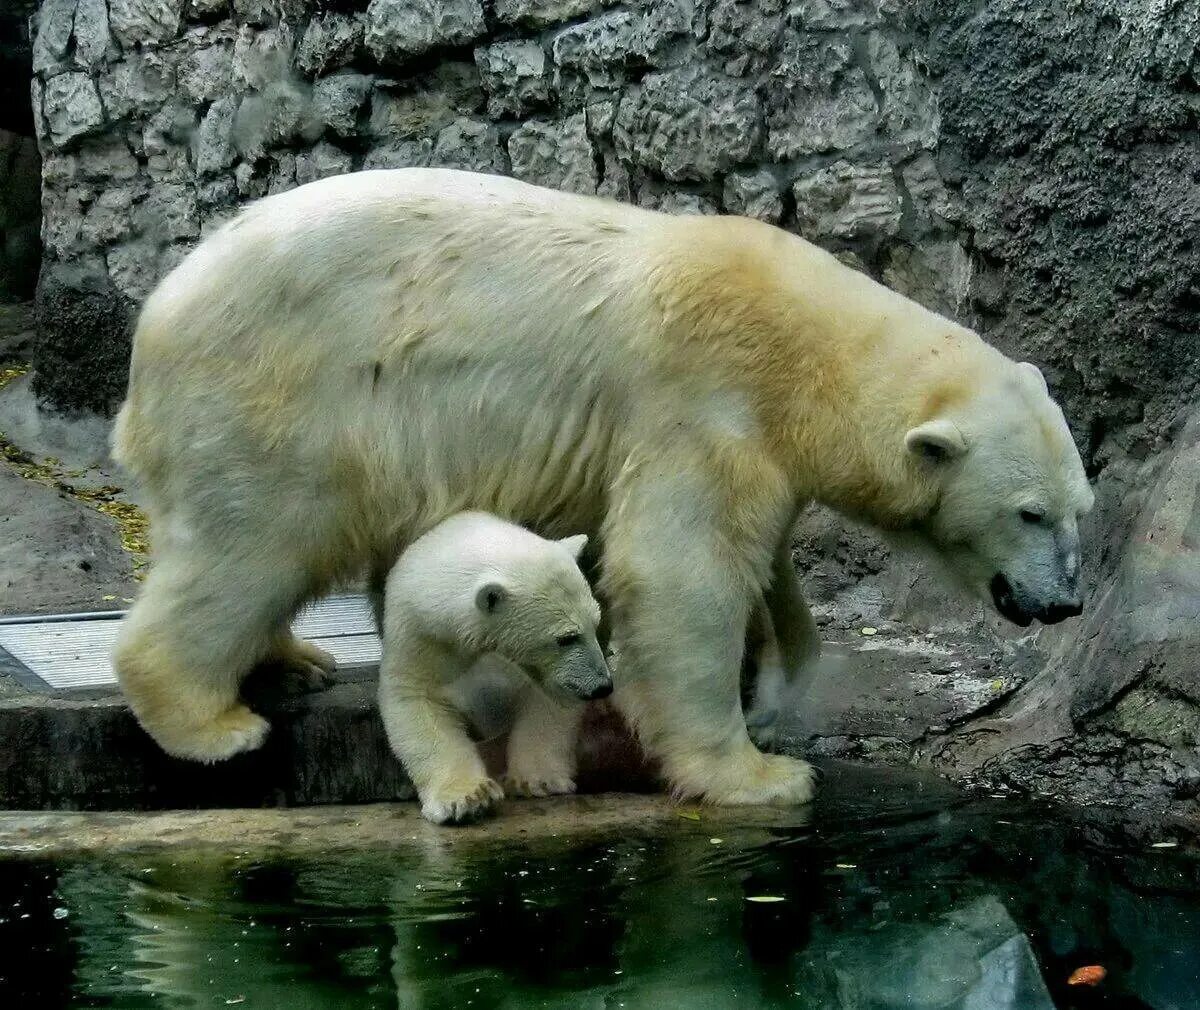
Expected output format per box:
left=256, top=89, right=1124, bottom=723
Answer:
left=905, top=361, right=1094, bottom=627
left=474, top=533, right=612, bottom=701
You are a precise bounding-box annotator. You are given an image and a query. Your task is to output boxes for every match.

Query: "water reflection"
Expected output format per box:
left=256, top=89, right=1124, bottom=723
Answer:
left=2, top=797, right=1198, bottom=1009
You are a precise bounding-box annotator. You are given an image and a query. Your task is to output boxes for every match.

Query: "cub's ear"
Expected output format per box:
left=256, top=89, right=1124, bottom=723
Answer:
left=904, top=419, right=967, bottom=464
left=559, top=534, right=588, bottom=560
left=1020, top=361, right=1048, bottom=392
left=475, top=581, right=509, bottom=615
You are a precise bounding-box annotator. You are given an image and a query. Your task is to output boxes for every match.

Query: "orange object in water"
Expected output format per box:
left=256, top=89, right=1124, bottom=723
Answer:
left=1067, top=965, right=1107, bottom=986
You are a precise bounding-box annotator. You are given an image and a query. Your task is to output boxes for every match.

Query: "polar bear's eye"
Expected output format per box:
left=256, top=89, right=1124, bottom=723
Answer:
left=1019, top=510, right=1046, bottom=525
left=556, top=633, right=581, bottom=648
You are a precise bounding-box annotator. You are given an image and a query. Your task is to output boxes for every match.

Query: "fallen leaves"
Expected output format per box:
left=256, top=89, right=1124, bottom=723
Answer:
left=0, top=364, right=29, bottom=392
left=1067, top=965, right=1107, bottom=987
left=0, top=422, right=150, bottom=576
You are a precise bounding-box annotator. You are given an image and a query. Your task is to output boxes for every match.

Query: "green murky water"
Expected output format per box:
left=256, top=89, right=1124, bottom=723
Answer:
left=1, top=773, right=1197, bottom=1008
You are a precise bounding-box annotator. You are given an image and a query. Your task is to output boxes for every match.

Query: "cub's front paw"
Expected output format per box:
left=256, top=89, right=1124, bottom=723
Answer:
left=502, top=770, right=577, bottom=798
left=420, top=777, right=505, bottom=826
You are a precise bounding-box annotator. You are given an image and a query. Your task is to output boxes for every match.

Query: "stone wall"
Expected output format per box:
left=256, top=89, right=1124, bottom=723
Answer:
left=29, top=0, right=955, bottom=408
left=28, top=0, right=1199, bottom=428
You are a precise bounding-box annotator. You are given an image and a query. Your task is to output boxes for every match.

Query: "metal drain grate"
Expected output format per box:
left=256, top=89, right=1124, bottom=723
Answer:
left=0, top=594, right=381, bottom=692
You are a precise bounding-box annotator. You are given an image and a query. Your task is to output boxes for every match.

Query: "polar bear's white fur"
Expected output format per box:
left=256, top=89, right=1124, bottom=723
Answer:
left=112, top=168, right=1092, bottom=805
left=377, top=511, right=609, bottom=824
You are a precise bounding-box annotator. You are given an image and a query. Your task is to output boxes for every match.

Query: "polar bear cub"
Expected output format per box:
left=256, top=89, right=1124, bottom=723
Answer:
left=379, top=511, right=612, bottom=825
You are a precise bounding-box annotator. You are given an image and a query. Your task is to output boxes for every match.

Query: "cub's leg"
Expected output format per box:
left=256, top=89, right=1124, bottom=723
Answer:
left=503, top=686, right=584, bottom=797
left=115, top=537, right=313, bottom=762
left=379, top=629, right=504, bottom=825
left=603, top=480, right=815, bottom=806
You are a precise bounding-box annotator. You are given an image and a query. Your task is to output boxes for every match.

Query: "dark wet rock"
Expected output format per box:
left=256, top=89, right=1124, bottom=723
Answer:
left=32, top=286, right=132, bottom=414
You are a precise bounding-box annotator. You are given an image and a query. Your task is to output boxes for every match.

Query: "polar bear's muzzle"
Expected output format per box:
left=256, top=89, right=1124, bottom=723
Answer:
left=989, top=572, right=1083, bottom=627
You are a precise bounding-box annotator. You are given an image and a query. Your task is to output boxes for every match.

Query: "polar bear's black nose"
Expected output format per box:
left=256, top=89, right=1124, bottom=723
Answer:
left=1042, top=598, right=1083, bottom=624
left=990, top=573, right=1032, bottom=627
left=583, top=680, right=613, bottom=701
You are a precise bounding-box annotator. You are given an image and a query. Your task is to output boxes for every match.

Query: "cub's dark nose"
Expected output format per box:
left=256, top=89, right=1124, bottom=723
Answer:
left=583, top=680, right=613, bottom=701
left=1042, top=598, right=1083, bottom=624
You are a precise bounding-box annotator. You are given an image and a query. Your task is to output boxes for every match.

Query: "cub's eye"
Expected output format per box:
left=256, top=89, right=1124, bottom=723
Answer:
left=556, top=633, right=581, bottom=648
left=1019, top=510, right=1045, bottom=525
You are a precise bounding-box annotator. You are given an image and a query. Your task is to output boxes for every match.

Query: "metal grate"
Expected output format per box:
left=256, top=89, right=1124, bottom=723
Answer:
left=0, top=594, right=381, bottom=692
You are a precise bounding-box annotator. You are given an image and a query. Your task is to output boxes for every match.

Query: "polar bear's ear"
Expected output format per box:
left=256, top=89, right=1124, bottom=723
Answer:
left=904, top=419, right=967, bottom=464
left=559, top=534, right=588, bottom=560
left=475, top=581, right=509, bottom=614
left=1020, top=361, right=1048, bottom=392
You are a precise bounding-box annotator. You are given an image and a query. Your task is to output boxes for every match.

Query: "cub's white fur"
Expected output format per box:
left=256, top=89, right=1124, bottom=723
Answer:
left=378, top=511, right=609, bottom=825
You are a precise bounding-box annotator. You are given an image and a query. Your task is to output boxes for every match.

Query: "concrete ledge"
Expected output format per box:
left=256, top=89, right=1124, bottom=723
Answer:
left=0, top=795, right=790, bottom=853
left=0, top=760, right=965, bottom=854
left=0, top=660, right=665, bottom=811
left=0, top=626, right=1014, bottom=810
left=0, top=679, right=415, bottom=810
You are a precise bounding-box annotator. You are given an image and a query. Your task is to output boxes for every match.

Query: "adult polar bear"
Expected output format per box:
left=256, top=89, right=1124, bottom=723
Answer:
left=112, top=168, right=1092, bottom=804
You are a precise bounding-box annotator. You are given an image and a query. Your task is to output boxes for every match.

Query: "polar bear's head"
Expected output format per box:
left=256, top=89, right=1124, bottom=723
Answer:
left=475, top=533, right=613, bottom=700
left=905, top=362, right=1094, bottom=627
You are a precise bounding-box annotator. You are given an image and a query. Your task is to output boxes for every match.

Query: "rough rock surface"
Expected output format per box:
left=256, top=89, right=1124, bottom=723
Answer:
left=15, top=0, right=1200, bottom=819
left=0, top=465, right=137, bottom=615
left=924, top=404, right=1200, bottom=829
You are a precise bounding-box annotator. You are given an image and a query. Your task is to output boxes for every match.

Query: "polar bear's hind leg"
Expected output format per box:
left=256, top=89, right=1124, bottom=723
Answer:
left=114, top=533, right=318, bottom=762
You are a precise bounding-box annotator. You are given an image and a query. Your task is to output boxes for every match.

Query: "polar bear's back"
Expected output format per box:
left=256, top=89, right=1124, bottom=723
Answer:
left=140, top=169, right=654, bottom=354
left=114, top=170, right=672, bottom=514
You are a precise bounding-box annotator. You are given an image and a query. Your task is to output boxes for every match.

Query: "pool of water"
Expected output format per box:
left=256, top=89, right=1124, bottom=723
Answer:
left=0, top=770, right=1197, bottom=1009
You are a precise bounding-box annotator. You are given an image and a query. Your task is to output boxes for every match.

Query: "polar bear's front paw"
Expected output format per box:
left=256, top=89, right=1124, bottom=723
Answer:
left=502, top=769, right=577, bottom=798
left=719, top=753, right=817, bottom=806
left=682, top=750, right=816, bottom=807
left=420, top=776, right=505, bottom=826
